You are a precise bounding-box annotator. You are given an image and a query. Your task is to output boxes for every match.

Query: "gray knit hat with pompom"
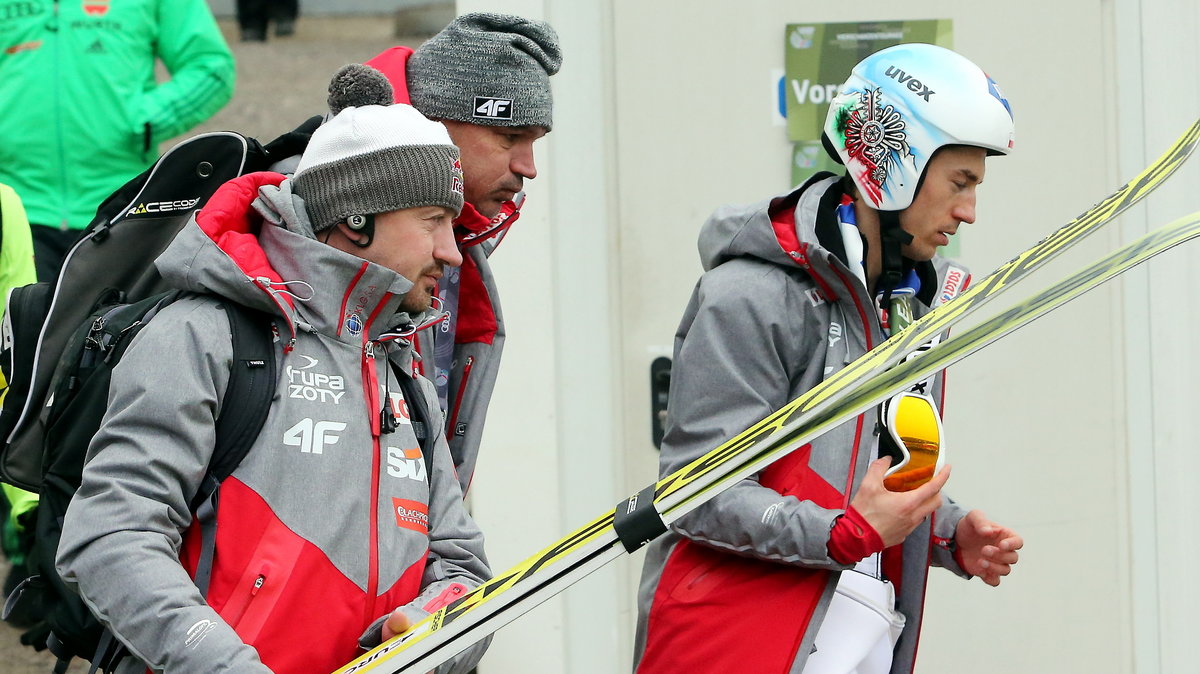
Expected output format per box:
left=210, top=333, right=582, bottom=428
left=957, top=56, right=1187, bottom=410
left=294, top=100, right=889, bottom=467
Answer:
left=293, top=104, right=464, bottom=233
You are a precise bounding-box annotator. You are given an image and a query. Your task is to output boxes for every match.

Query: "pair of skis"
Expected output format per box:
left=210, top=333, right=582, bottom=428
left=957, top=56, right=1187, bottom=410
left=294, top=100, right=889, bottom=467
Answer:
left=335, top=118, right=1200, bottom=674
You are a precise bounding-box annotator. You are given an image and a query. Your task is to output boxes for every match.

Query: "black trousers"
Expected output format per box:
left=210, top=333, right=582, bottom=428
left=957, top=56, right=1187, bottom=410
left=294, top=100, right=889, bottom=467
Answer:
left=30, top=224, right=79, bottom=283
left=237, top=0, right=299, bottom=34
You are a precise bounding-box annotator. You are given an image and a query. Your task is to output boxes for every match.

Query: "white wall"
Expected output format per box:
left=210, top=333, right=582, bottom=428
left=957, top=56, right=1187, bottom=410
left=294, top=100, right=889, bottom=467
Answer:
left=1113, top=1, right=1200, bottom=671
left=449, top=0, right=1200, bottom=672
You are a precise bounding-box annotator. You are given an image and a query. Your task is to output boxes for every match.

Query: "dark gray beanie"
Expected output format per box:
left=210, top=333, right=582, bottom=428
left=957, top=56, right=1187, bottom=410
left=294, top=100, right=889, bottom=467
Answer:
left=292, top=104, right=464, bottom=233
left=408, top=12, right=562, bottom=130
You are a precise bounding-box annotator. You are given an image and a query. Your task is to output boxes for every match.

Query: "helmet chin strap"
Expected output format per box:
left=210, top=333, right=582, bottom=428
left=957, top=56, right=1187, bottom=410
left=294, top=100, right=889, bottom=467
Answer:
left=878, top=210, right=913, bottom=307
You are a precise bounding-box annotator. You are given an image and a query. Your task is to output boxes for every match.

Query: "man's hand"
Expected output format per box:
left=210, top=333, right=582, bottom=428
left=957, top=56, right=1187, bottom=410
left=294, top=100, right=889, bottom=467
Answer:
left=955, top=509, right=1023, bottom=586
left=382, top=610, right=413, bottom=641
left=379, top=612, right=433, bottom=674
left=850, top=457, right=951, bottom=547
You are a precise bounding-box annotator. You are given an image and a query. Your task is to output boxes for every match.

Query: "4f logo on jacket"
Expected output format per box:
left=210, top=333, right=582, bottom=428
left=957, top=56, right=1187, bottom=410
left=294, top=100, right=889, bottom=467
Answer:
left=387, top=447, right=427, bottom=483
left=473, top=96, right=513, bottom=121
left=283, top=419, right=346, bottom=454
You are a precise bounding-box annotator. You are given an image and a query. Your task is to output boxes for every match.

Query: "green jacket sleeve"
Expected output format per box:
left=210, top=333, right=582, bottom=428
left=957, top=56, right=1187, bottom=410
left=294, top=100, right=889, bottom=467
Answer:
left=135, top=0, right=236, bottom=143
left=0, top=184, right=36, bottom=316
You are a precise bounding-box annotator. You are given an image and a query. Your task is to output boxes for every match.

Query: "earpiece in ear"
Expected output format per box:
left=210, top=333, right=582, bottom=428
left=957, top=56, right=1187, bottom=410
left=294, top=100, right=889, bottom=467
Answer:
left=346, top=214, right=375, bottom=248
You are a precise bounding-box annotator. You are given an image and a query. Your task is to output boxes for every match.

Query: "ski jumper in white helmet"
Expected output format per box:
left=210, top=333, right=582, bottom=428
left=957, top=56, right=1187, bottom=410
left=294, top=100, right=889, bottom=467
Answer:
left=799, top=44, right=1014, bottom=674
left=634, top=43, right=1018, bottom=674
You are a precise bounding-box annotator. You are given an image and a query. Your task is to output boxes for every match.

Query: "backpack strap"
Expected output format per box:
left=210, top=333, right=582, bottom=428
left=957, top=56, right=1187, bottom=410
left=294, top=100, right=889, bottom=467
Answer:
left=192, top=302, right=278, bottom=596
left=209, top=302, right=277, bottom=485
left=395, top=365, right=436, bottom=482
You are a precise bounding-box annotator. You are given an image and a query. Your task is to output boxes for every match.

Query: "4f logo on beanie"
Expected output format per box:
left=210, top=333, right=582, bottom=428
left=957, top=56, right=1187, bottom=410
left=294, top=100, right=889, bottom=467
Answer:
left=473, top=96, right=513, bottom=121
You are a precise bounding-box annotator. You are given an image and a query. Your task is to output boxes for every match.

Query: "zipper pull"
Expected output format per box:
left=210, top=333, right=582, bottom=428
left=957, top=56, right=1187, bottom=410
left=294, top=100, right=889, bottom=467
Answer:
left=79, top=317, right=108, bottom=370
left=82, top=316, right=106, bottom=351
left=380, top=408, right=397, bottom=435
left=251, top=574, right=265, bottom=596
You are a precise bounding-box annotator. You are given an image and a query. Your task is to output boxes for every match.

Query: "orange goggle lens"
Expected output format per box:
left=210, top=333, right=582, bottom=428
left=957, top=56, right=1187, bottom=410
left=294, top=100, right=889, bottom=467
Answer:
left=881, top=392, right=943, bottom=492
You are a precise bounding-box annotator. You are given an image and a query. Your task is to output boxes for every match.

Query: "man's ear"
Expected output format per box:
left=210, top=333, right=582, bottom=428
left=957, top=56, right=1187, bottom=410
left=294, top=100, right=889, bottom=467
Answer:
left=333, top=219, right=374, bottom=248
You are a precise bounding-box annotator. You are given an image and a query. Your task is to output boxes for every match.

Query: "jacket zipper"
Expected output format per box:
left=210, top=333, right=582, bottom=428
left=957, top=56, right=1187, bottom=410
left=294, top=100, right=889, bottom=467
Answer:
left=223, top=563, right=271, bottom=627
left=792, top=244, right=839, bottom=302
left=828, top=263, right=876, bottom=506
left=446, top=355, right=474, bottom=439
left=906, top=514, right=937, bottom=672
left=361, top=339, right=382, bottom=627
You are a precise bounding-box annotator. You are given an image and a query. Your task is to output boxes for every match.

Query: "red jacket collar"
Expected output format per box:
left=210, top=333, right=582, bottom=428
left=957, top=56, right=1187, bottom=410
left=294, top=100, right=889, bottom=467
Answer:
left=196, top=172, right=287, bottom=285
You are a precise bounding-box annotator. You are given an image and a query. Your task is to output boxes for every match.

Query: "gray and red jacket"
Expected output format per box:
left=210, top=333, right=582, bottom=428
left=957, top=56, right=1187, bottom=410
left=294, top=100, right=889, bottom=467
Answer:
left=367, top=47, right=518, bottom=496
left=633, top=175, right=971, bottom=674
left=56, top=172, right=490, bottom=674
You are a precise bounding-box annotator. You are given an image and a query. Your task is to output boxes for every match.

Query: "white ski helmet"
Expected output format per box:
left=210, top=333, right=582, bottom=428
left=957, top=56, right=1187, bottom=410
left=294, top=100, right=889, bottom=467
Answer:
left=823, top=43, right=1014, bottom=211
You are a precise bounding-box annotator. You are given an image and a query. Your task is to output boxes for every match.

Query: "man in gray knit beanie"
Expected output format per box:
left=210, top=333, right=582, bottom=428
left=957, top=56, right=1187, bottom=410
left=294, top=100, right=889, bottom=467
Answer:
left=407, top=12, right=561, bottom=132
left=293, top=102, right=465, bottom=313
left=357, top=13, right=562, bottom=498
left=368, top=12, right=561, bottom=220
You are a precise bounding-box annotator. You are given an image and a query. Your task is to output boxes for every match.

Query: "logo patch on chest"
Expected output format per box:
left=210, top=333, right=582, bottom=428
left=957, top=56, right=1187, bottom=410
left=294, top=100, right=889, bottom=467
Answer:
left=392, top=498, right=429, bottom=534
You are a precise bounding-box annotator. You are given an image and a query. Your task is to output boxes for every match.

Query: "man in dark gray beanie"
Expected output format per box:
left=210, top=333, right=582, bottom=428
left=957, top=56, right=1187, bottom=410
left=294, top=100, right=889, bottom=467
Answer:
left=407, top=12, right=559, bottom=133
left=362, top=13, right=563, bottom=498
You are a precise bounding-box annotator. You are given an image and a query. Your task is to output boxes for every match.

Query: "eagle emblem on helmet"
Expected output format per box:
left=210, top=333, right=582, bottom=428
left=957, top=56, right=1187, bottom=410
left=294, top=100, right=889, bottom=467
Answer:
left=841, top=88, right=909, bottom=192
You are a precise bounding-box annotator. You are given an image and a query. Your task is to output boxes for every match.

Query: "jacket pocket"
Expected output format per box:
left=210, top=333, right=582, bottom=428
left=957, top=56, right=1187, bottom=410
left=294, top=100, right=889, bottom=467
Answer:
left=446, top=355, right=474, bottom=440
left=217, top=519, right=305, bottom=645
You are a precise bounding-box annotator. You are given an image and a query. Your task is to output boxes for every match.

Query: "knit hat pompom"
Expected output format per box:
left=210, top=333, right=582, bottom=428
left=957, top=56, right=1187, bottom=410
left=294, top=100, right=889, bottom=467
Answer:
left=327, top=64, right=395, bottom=115
left=408, top=12, right=562, bottom=130
left=293, top=104, right=464, bottom=233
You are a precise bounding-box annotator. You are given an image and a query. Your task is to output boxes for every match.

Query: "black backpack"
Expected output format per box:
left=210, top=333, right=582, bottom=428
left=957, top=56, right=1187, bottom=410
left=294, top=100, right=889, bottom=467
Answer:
left=0, top=121, right=318, bottom=490
left=4, top=291, right=279, bottom=671
left=0, top=123, right=316, bottom=671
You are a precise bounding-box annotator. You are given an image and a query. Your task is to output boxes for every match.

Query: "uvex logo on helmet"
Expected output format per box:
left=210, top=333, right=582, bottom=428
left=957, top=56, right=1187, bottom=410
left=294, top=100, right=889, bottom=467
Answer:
left=885, top=65, right=936, bottom=102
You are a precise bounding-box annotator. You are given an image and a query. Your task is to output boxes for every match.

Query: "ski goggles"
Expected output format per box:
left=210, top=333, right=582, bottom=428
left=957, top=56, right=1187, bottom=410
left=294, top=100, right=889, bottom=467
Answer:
left=879, top=390, right=945, bottom=492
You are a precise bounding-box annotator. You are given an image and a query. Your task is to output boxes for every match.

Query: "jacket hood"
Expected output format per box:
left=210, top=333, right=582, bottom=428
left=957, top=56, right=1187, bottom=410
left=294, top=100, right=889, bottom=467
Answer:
left=698, top=174, right=955, bottom=309
left=698, top=175, right=844, bottom=272
left=156, top=172, right=440, bottom=342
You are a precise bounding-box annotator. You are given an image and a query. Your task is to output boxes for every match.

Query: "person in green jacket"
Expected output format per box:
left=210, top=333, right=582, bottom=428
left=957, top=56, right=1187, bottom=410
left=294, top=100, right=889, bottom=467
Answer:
left=0, top=183, right=39, bottom=627
left=0, top=0, right=236, bottom=282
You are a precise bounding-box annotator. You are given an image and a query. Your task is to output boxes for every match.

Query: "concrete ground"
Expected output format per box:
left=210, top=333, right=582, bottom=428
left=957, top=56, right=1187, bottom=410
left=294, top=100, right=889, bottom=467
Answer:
left=0, top=14, right=425, bottom=672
